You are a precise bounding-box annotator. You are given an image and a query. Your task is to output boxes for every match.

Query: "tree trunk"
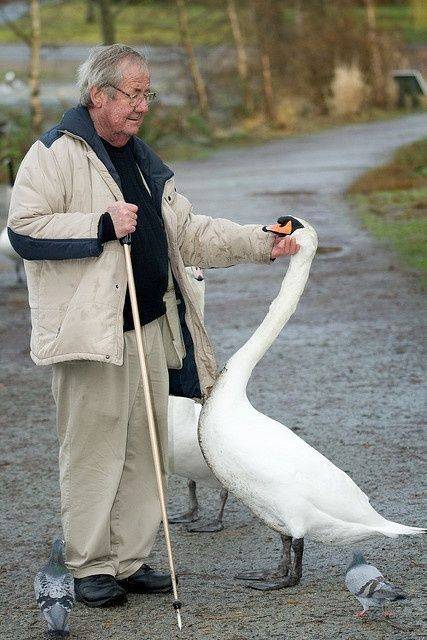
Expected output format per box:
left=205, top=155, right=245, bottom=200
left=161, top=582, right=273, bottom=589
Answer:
left=365, top=0, right=384, bottom=106
left=175, top=0, right=210, bottom=122
left=29, top=0, right=42, bottom=138
left=250, top=0, right=276, bottom=125
left=97, top=0, right=115, bottom=45
left=294, top=0, right=303, bottom=35
left=261, top=52, right=275, bottom=117
left=86, top=0, right=96, bottom=23
left=226, top=0, right=253, bottom=112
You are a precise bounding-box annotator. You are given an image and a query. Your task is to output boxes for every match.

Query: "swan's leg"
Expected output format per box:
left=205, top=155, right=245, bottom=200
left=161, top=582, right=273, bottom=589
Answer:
left=244, top=537, right=304, bottom=591
left=169, top=479, right=200, bottom=523
left=15, top=262, right=23, bottom=284
left=289, top=537, right=304, bottom=582
left=186, top=488, right=228, bottom=533
left=236, top=534, right=292, bottom=582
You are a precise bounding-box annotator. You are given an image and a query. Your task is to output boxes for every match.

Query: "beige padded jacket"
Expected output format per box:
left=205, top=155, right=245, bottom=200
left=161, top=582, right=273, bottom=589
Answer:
left=7, top=106, right=274, bottom=398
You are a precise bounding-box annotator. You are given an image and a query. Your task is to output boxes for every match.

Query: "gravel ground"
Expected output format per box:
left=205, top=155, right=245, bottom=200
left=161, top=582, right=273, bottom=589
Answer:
left=0, top=114, right=426, bottom=640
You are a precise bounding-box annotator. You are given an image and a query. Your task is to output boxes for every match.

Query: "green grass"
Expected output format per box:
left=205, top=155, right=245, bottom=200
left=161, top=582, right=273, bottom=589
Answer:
left=0, top=1, right=424, bottom=46
left=375, top=4, right=427, bottom=45
left=348, top=139, right=427, bottom=287
left=0, top=0, right=233, bottom=46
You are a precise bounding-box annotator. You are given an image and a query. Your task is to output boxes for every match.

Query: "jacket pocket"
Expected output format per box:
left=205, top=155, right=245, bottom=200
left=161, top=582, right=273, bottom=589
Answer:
left=162, top=288, right=185, bottom=369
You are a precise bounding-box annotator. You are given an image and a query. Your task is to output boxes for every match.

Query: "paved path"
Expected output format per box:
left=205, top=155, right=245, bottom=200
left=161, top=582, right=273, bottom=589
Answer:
left=0, top=114, right=426, bottom=640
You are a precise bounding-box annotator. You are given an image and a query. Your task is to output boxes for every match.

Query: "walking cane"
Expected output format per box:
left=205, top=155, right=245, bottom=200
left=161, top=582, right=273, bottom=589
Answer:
left=122, top=234, right=182, bottom=630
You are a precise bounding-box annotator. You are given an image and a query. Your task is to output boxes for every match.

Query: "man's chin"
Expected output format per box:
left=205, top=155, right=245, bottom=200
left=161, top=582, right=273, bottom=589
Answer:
left=127, top=119, right=143, bottom=130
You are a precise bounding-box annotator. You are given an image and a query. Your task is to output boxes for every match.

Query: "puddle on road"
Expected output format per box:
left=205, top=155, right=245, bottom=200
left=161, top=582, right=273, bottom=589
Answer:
left=317, top=245, right=343, bottom=256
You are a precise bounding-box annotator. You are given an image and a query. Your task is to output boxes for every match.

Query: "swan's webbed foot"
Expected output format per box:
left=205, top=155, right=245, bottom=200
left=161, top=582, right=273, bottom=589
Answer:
left=235, top=567, right=287, bottom=581
left=246, top=574, right=300, bottom=591
left=169, top=479, right=199, bottom=524
left=237, top=536, right=304, bottom=591
left=186, top=488, right=228, bottom=534
left=169, top=508, right=199, bottom=524
left=186, top=519, right=224, bottom=533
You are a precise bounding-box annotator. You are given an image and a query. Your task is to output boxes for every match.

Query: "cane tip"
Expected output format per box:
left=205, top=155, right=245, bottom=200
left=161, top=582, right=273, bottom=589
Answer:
left=173, top=600, right=182, bottom=630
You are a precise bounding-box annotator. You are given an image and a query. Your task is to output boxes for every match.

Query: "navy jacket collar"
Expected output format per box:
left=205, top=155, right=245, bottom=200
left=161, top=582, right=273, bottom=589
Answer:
left=58, top=105, right=173, bottom=207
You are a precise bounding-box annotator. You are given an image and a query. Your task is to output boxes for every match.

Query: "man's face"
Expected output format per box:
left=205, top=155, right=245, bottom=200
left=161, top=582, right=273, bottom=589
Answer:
left=91, top=61, right=151, bottom=145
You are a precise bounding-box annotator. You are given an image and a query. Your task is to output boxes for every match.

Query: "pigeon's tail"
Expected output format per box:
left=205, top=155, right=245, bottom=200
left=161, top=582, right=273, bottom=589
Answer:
left=376, top=521, right=426, bottom=538
left=44, top=603, right=69, bottom=635
left=375, top=582, right=407, bottom=602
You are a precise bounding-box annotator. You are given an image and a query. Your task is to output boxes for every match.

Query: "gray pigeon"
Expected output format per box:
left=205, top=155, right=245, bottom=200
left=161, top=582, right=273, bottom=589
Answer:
left=345, top=551, right=406, bottom=617
left=34, top=539, right=75, bottom=636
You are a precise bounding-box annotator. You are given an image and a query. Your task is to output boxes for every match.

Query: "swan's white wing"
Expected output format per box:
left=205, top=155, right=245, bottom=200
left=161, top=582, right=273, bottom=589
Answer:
left=200, top=399, right=386, bottom=538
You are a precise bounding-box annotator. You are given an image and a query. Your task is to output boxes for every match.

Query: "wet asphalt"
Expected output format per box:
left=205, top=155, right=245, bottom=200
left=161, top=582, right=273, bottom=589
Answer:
left=0, top=113, right=426, bottom=640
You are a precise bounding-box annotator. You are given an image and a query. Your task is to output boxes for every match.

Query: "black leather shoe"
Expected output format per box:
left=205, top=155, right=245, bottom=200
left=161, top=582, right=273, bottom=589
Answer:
left=74, top=574, right=127, bottom=608
left=117, top=564, right=173, bottom=594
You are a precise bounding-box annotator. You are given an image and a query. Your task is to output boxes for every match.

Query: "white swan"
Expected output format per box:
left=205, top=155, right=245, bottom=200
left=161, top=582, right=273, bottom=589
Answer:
left=1, top=159, right=23, bottom=284
left=168, top=396, right=228, bottom=531
left=168, top=266, right=228, bottom=532
left=198, top=215, right=424, bottom=590
left=0, top=225, right=23, bottom=283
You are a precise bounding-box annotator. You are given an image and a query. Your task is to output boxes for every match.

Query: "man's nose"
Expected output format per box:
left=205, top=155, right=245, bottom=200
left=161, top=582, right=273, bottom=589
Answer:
left=135, top=99, right=149, bottom=114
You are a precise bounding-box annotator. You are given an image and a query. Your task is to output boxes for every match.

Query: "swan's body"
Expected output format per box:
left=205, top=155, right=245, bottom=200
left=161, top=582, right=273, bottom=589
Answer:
left=168, top=397, right=219, bottom=488
left=1, top=162, right=22, bottom=284
left=199, top=217, right=423, bottom=587
left=1, top=219, right=23, bottom=283
left=168, top=267, right=228, bottom=531
left=201, top=390, right=419, bottom=544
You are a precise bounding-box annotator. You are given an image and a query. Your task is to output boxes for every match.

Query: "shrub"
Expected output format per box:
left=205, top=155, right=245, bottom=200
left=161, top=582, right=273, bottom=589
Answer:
left=329, top=63, right=369, bottom=117
left=0, top=109, right=34, bottom=184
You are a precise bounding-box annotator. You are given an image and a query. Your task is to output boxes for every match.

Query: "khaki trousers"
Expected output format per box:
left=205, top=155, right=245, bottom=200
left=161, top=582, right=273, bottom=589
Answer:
left=51, top=318, right=169, bottom=579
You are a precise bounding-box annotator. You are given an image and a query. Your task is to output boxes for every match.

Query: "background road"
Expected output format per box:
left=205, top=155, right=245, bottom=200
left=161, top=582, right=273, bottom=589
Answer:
left=0, top=113, right=426, bottom=640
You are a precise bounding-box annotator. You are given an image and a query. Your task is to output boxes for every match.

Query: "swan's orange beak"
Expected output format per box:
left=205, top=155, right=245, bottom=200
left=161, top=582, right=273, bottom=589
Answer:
left=262, top=215, right=304, bottom=236
left=266, top=221, right=292, bottom=235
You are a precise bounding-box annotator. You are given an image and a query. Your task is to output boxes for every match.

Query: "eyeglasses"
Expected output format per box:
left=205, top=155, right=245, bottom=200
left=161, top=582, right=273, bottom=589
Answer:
left=107, top=84, right=157, bottom=107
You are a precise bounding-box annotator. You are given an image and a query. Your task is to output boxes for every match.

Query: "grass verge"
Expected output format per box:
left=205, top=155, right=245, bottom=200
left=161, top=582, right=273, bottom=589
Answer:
left=347, top=139, right=427, bottom=287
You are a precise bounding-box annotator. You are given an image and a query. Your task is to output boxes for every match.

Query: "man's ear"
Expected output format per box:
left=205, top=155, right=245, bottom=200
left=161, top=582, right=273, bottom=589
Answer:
left=90, top=85, right=105, bottom=108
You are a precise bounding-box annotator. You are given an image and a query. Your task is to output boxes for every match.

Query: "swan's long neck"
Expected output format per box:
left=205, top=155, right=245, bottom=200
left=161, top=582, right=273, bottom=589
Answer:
left=225, top=231, right=316, bottom=394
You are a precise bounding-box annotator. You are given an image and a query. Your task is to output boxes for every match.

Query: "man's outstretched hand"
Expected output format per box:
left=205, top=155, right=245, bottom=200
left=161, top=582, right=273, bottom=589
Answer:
left=270, top=234, right=300, bottom=260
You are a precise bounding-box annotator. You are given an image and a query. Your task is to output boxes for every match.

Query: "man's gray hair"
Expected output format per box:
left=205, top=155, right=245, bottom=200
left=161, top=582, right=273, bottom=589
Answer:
left=77, top=44, right=149, bottom=107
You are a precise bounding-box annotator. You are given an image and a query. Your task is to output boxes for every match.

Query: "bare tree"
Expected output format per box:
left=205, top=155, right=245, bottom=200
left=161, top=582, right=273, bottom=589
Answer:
left=96, top=0, right=115, bottom=45
left=226, top=0, right=253, bottom=112
left=29, top=0, right=42, bottom=136
left=0, top=0, right=42, bottom=138
left=175, top=0, right=210, bottom=122
left=294, top=0, right=303, bottom=34
left=365, top=0, right=385, bottom=106
left=92, top=0, right=133, bottom=44
left=249, top=0, right=276, bottom=124
left=86, top=0, right=96, bottom=24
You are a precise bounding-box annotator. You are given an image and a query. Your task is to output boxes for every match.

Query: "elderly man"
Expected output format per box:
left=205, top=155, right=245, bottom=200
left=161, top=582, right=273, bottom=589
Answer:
left=7, top=44, right=299, bottom=608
